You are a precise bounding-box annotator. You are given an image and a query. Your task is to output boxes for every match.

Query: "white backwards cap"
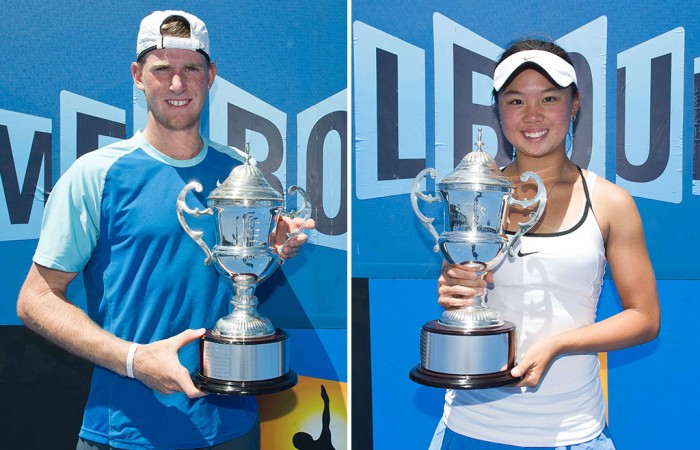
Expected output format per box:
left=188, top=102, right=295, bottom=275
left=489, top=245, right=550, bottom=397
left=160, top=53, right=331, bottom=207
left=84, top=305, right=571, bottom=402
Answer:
left=493, top=50, right=577, bottom=91
left=136, top=10, right=210, bottom=61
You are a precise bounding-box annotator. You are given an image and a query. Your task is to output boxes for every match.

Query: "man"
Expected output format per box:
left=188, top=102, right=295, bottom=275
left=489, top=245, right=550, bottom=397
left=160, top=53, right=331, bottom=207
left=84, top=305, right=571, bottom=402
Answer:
left=16, top=10, right=312, bottom=449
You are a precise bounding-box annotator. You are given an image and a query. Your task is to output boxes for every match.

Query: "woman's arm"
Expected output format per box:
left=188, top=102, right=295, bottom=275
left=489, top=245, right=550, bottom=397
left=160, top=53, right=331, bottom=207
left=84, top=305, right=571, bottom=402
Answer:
left=512, top=178, right=660, bottom=386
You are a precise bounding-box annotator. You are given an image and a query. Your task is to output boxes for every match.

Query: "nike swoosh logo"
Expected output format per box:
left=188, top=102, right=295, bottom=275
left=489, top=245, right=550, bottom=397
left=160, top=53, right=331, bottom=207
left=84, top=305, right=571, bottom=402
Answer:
left=517, top=250, right=539, bottom=257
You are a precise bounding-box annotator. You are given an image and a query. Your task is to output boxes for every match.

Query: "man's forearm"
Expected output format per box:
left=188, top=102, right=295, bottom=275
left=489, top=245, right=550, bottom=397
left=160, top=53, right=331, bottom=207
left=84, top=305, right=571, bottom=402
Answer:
left=17, top=263, right=132, bottom=377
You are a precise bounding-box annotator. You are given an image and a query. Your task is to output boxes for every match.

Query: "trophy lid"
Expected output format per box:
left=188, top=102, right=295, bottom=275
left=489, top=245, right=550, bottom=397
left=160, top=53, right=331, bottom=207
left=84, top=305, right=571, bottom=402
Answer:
left=438, top=129, right=512, bottom=190
left=208, top=144, right=284, bottom=203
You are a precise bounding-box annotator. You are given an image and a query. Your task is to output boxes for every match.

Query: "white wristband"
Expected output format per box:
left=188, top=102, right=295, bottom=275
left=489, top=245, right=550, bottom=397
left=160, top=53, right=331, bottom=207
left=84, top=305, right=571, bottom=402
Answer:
left=126, top=343, right=140, bottom=379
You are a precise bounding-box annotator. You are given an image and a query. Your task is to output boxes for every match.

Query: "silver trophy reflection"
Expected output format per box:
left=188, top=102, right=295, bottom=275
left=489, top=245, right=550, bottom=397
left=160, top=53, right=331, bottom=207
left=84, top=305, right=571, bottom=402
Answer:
left=176, top=145, right=311, bottom=395
left=409, top=130, right=546, bottom=389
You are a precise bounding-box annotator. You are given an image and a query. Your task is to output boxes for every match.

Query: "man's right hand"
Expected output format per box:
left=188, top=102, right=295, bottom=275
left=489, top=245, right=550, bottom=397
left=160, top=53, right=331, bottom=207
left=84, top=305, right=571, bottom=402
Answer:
left=131, top=328, right=207, bottom=398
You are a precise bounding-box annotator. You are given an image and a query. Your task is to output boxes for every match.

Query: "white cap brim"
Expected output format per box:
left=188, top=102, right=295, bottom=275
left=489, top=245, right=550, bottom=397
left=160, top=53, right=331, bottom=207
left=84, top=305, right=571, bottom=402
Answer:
left=493, top=50, right=577, bottom=91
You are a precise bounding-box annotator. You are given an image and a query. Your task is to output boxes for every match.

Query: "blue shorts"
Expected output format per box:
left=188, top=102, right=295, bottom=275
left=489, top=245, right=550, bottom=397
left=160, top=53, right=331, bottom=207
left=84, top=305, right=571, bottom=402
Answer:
left=429, top=420, right=616, bottom=450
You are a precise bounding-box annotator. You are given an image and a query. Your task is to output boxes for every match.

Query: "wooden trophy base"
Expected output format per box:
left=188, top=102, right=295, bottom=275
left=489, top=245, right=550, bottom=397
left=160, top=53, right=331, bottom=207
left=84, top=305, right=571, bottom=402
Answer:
left=194, top=370, right=298, bottom=396
left=409, top=365, right=520, bottom=389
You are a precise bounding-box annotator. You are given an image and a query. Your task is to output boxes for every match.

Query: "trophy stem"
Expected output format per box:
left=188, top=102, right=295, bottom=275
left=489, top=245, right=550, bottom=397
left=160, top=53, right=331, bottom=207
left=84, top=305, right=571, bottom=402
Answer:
left=213, top=275, right=275, bottom=338
left=472, top=271, right=488, bottom=309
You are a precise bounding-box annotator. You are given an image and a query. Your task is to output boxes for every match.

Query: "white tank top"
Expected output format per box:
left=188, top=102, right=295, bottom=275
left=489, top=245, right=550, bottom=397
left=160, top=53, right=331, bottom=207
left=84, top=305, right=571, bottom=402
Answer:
left=442, top=169, right=608, bottom=447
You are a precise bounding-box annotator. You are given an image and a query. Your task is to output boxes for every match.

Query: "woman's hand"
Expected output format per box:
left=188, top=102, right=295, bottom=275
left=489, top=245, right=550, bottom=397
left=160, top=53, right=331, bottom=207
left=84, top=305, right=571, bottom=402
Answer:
left=437, top=262, right=493, bottom=308
left=511, top=337, right=560, bottom=388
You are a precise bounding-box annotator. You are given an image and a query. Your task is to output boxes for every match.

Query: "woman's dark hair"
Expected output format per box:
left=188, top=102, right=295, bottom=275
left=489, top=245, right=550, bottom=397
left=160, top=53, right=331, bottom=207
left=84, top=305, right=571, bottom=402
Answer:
left=492, top=38, right=578, bottom=99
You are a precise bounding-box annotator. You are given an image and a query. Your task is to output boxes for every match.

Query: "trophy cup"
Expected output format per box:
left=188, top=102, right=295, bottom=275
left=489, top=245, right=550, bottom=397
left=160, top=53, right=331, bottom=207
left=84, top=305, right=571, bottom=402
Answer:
left=176, top=146, right=311, bottom=395
left=409, top=129, right=546, bottom=389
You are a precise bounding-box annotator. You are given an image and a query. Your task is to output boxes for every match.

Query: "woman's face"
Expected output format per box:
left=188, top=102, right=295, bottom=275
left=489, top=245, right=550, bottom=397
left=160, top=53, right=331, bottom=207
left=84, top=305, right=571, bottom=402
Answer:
left=497, top=68, right=579, bottom=160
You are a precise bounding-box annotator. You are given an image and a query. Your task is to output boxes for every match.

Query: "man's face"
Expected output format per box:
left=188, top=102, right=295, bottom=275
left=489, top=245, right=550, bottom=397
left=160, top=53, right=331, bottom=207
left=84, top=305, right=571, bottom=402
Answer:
left=132, top=48, right=216, bottom=133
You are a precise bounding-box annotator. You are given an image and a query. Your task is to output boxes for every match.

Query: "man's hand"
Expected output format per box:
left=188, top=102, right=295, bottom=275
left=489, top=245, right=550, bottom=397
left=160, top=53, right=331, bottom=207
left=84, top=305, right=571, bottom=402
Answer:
left=274, top=216, right=316, bottom=260
left=131, top=328, right=207, bottom=398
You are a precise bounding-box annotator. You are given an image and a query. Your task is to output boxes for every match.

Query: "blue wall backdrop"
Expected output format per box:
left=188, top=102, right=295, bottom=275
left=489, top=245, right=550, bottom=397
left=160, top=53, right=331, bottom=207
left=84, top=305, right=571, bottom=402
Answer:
left=352, top=1, right=700, bottom=449
left=0, top=1, right=347, bottom=448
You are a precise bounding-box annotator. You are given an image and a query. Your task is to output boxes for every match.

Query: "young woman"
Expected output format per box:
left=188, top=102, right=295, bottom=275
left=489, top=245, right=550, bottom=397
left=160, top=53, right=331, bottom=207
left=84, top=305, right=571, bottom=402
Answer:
left=429, top=39, right=660, bottom=450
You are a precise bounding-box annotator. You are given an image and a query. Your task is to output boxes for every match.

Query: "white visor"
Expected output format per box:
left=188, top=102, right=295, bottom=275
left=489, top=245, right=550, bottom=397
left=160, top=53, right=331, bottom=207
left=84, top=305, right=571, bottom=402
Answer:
left=493, top=50, right=577, bottom=91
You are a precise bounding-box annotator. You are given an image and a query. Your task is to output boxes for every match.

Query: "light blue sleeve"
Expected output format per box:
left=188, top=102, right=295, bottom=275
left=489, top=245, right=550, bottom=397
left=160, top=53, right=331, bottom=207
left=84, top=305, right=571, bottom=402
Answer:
left=33, top=151, right=114, bottom=273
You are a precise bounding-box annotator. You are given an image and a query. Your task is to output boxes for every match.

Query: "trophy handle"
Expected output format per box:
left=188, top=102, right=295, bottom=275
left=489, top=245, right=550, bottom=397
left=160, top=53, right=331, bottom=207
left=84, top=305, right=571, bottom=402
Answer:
left=506, top=171, right=547, bottom=255
left=176, top=181, right=215, bottom=265
left=411, top=168, right=441, bottom=253
left=277, top=185, right=312, bottom=262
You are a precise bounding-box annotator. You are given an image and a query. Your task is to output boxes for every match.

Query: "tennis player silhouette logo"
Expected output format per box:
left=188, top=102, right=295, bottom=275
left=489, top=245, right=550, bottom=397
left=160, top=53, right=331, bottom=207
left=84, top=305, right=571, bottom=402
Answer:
left=292, top=385, right=336, bottom=449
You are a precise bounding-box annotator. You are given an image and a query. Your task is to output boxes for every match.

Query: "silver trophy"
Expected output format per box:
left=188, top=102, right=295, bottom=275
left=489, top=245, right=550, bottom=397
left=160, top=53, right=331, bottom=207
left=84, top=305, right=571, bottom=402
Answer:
left=176, top=146, right=311, bottom=395
left=409, top=130, right=546, bottom=389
